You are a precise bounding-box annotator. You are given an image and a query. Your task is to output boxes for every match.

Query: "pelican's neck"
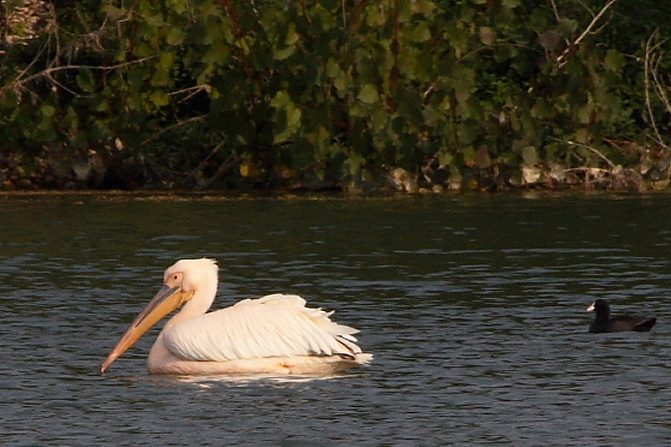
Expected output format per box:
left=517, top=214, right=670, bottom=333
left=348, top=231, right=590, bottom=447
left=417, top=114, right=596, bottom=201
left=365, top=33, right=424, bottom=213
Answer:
left=164, top=276, right=218, bottom=331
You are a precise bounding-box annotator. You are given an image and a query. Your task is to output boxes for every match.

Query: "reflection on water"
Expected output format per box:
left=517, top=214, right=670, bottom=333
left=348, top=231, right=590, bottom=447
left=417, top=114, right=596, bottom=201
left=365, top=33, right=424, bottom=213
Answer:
left=151, top=373, right=347, bottom=389
left=1, top=193, right=671, bottom=446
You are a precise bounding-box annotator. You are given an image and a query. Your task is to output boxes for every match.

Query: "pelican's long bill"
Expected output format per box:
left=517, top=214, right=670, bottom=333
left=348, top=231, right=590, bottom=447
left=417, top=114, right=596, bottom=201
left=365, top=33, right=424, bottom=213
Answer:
left=100, top=285, right=193, bottom=373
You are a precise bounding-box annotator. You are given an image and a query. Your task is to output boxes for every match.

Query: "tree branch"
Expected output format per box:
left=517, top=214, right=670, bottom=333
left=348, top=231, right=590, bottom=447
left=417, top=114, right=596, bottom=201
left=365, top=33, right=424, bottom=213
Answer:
left=1, top=58, right=154, bottom=96
left=643, top=30, right=670, bottom=151
left=141, top=115, right=205, bottom=145
left=556, top=0, right=618, bottom=68
left=550, top=137, right=616, bottom=170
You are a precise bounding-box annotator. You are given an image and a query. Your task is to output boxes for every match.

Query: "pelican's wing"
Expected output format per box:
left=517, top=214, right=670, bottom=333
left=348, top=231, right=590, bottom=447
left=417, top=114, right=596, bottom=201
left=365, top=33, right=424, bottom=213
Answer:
left=162, top=294, right=362, bottom=361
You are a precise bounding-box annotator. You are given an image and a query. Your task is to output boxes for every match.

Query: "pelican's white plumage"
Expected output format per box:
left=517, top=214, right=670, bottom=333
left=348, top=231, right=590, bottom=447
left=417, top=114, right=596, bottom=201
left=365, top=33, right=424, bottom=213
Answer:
left=100, top=258, right=371, bottom=375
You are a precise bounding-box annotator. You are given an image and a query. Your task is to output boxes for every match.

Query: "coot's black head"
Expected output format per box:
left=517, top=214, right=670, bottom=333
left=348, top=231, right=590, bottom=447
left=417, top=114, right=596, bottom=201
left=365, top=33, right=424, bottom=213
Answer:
left=586, top=299, right=611, bottom=321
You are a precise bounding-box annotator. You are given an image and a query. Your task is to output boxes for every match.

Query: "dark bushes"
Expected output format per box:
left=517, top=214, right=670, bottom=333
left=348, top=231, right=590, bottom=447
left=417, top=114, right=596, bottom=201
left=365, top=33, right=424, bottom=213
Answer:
left=1, top=0, right=670, bottom=191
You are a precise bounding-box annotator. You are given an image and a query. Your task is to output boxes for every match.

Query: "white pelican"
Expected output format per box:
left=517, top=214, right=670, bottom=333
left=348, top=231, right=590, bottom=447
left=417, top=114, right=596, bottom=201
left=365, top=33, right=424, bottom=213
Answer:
left=100, top=258, right=372, bottom=375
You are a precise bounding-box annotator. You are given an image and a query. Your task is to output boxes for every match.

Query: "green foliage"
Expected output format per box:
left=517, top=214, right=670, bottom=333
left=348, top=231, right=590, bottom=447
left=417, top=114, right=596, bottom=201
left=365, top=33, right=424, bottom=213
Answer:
left=1, top=0, right=671, bottom=190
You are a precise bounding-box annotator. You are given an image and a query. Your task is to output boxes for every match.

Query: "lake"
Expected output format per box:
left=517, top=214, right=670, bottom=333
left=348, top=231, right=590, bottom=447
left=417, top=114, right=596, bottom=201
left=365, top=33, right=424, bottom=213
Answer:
left=1, top=192, right=670, bottom=446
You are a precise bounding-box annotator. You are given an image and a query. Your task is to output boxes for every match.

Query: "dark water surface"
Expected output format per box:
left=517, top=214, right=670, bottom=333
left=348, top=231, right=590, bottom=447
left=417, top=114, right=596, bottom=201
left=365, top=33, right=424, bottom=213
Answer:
left=1, top=192, right=670, bottom=446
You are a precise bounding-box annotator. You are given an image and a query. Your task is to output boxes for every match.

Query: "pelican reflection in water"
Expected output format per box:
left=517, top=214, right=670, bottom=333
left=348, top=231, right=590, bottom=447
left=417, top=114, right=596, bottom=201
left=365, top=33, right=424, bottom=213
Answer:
left=100, top=258, right=372, bottom=375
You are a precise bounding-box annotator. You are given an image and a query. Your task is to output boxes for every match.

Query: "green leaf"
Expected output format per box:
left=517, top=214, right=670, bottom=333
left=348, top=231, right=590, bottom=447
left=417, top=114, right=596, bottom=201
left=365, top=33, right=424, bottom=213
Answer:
left=104, top=5, right=126, bottom=20
left=538, top=30, right=561, bottom=52
left=479, top=26, right=496, bottom=45
left=284, top=24, right=300, bottom=45
left=151, top=52, right=174, bottom=87
left=357, top=84, right=379, bottom=104
left=40, top=105, right=56, bottom=118
left=166, top=27, right=184, bottom=46
left=274, top=45, right=295, bottom=60
left=411, top=0, right=437, bottom=15
left=149, top=90, right=170, bottom=108
left=271, top=90, right=290, bottom=108
left=438, top=151, right=453, bottom=168
left=603, top=49, right=625, bottom=72
left=76, top=70, right=96, bottom=93
left=409, top=22, right=431, bottom=43
left=557, top=18, right=578, bottom=37
left=502, top=0, right=521, bottom=7
left=521, top=146, right=539, bottom=164
left=364, top=5, right=387, bottom=27
left=531, top=98, right=553, bottom=119
left=461, top=146, right=476, bottom=166
left=201, top=42, right=229, bottom=66
left=287, top=106, right=302, bottom=129
left=272, top=91, right=303, bottom=143
left=91, top=99, right=109, bottom=112
left=166, top=0, right=187, bottom=14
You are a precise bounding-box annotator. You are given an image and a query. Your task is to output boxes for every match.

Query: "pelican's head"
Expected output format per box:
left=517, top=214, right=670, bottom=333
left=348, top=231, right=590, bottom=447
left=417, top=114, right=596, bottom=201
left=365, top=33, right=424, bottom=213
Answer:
left=165, top=258, right=218, bottom=294
left=100, top=258, right=218, bottom=373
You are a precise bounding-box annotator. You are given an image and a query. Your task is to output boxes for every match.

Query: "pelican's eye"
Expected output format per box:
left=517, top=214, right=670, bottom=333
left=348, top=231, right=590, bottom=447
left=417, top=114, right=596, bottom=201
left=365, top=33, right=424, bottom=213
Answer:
left=166, top=272, right=183, bottom=287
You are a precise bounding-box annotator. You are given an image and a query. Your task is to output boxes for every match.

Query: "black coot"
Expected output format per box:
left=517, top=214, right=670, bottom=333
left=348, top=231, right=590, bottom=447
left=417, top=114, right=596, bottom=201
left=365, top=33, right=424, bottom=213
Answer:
left=586, top=299, right=656, bottom=333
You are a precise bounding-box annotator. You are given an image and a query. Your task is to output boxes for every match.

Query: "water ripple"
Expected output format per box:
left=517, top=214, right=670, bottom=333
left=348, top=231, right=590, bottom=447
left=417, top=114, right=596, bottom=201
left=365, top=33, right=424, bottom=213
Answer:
left=1, top=194, right=671, bottom=446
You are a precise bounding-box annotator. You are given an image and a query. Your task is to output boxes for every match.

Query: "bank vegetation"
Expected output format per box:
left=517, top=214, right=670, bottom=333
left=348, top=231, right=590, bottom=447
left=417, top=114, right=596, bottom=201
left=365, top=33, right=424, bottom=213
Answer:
left=1, top=0, right=671, bottom=192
